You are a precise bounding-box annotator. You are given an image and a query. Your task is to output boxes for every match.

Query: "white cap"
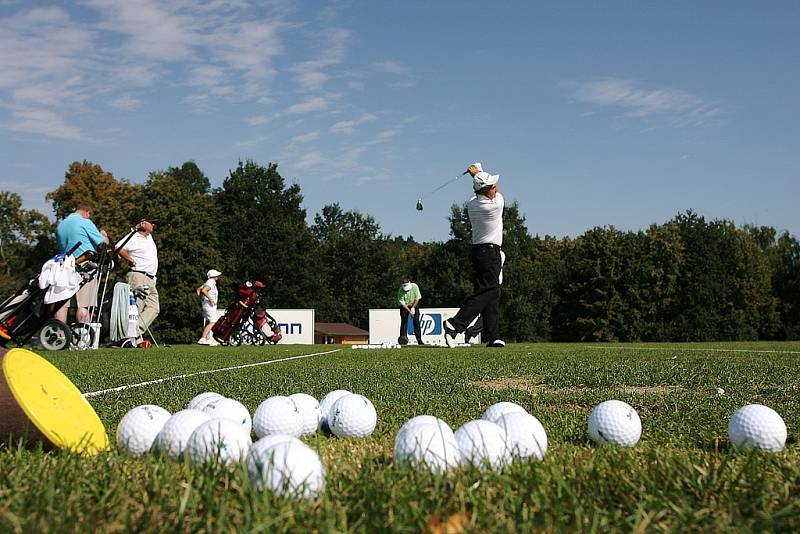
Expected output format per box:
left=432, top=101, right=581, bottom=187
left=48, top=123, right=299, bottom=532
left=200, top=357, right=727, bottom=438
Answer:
left=401, top=282, right=412, bottom=291
left=473, top=171, right=500, bottom=192
left=207, top=269, right=222, bottom=278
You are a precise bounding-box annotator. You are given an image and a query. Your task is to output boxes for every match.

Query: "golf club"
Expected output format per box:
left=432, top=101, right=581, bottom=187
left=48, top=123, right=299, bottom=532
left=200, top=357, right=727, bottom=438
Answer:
left=415, top=170, right=469, bottom=212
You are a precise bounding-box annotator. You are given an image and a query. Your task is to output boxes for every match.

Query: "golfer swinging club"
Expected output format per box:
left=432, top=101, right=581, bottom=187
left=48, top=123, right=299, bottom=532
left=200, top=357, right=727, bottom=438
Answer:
left=443, top=162, right=506, bottom=348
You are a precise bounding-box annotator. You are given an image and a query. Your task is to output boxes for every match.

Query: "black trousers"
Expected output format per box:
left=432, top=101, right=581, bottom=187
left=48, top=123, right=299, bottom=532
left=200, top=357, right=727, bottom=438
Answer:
left=399, top=306, right=424, bottom=343
left=449, top=244, right=502, bottom=342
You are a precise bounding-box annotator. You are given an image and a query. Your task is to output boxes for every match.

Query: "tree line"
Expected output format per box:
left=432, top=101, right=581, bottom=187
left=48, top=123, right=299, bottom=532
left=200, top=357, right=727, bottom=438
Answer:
left=1, top=159, right=798, bottom=343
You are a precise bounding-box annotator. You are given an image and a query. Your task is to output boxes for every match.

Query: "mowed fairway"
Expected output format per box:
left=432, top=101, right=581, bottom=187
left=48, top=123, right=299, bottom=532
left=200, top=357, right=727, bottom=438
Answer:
left=2, top=342, right=800, bottom=532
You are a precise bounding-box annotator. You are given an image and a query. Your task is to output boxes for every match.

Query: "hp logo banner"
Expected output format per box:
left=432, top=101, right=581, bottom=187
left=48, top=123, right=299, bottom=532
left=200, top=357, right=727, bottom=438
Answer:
left=408, top=313, right=442, bottom=335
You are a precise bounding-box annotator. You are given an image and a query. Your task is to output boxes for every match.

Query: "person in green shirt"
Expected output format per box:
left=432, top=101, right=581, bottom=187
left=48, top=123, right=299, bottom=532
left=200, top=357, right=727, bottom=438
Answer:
left=398, top=279, right=425, bottom=345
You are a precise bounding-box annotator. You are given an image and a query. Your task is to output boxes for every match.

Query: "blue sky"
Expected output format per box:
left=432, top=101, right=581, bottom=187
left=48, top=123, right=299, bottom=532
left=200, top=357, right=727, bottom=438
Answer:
left=1, top=1, right=798, bottom=242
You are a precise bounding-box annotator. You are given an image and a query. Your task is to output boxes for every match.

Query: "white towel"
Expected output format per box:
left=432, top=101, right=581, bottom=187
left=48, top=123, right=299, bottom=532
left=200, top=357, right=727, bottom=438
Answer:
left=39, top=256, right=82, bottom=304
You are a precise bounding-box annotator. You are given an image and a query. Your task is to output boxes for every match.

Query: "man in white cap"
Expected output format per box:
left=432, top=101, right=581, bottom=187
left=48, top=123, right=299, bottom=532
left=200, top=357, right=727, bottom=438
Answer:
left=443, top=162, right=506, bottom=348
left=196, top=269, right=222, bottom=345
left=397, top=278, right=425, bottom=345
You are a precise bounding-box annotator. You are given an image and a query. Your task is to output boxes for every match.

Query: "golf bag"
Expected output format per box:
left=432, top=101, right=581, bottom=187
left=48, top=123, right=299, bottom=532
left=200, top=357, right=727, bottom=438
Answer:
left=212, top=281, right=282, bottom=345
left=0, top=243, right=96, bottom=350
left=0, top=230, right=137, bottom=351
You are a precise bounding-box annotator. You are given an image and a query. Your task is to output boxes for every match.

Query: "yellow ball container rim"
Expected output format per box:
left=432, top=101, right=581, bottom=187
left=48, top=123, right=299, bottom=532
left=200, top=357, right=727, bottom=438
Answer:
left=2, top=348, right=108, bottom=454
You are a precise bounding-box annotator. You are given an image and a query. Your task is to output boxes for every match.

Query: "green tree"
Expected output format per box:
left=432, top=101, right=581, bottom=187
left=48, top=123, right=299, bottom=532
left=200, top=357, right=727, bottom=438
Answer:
left=46, top=160, right=143, bottom=240
left=214, top=160, right=322, bottom=311
left=555, top=226, right=626, bottom=341
left=312, top=203, right=401, bottom=327
left=0, top=192, right=53, bottom=295
left=667, top=211, right=777, bottom=340
left=135, top=162, right=221, bottom=343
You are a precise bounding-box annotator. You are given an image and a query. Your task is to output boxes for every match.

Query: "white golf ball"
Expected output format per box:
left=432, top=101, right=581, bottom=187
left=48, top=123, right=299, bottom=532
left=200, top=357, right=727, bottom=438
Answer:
left=288, top=393, right=321, bottom=435
left=202, top=397, right=252, bottom=435
left=186, top=418, right=251, bottom=465
left=152, top=409, right=212, bottom=459
left=588, top=400, right=642, bottom=447
left=481, top=401, right=528, bottom=424
left=728, top=404, right=787, bottom=452
left=249, top=440, right=326, bottom=498
left=116, top=404, right=172, bottom=456
left=252, top=396, right=304, bottom=438
left=187, top=391, right=224, bottom=411
left=454, top=419, right=510, bottom=470
left=398, top=415, right=454, bottom=436
left=496, top=411, right=548, bottom=461
left=329, top=394, right=377, bottom=438
left=319, top=389, right=351, bottom=432
left=394, top=421, right=461, bottom=472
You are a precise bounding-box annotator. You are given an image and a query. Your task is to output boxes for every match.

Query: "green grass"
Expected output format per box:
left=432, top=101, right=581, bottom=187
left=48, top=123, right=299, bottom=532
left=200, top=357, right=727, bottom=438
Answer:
left=2, top=342, right=800, bottom=532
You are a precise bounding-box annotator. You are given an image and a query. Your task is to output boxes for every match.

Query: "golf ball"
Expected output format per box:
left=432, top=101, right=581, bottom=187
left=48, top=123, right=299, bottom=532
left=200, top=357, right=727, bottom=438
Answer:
left=481, top=401, right=528, bottom=424
left=497, top=411, right=548, bottom=461
left=249, top=440, right=326, bottom=498
left=319, top=389, right=351, bottom=433
left=187, top=391, right=224, bottom=411
left=152, top=409, right=212, bottom=459
left=394, top=420, right=461, bottom=472
left=728, top=404, right=787, bottom=452
left=186, top=418, right=252, bottom=465
left=398, top=415, right=454, bottom=437
left=329, top=394, right=377, bottom=438
left=252, top=396, right=304, bottom=438
left=116, top=404, right=172, bottom=456
left=202, top=397, right=252, bottom=435
left=454, top=419, right=510, bottom=470
left=588, top=400, right=642, bottom=447
left=288, top=393, right=321, bottom=435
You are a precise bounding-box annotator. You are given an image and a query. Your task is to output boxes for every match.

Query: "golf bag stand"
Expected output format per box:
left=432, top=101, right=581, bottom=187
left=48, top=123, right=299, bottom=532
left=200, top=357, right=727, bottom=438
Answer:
left=212, top=281, right=264, bottom=344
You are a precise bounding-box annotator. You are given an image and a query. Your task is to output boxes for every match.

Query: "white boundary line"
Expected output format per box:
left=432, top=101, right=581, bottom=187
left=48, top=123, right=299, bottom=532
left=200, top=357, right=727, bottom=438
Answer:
left=582, top=345, right=800, bottom=355
left=83, top=349, right=340, bottom=398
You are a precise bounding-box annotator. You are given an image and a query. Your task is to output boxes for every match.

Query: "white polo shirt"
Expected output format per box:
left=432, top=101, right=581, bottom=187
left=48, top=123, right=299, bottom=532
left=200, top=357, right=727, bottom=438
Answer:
left=467, top=192, right=504, bottom=246
left=119, top=232, right=158, bottom=276
left=201, top=278, right=218, bottom=308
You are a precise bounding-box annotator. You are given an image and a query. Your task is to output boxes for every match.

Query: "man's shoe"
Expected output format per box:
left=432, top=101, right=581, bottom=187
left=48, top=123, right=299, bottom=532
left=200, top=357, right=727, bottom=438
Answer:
left=198, top=337, right=209, bottom=345
left=486, top=339, right=506, bottom=348
left=443, top=319, right=457, bottom=348
left=206, top=337, right=220, bottom=346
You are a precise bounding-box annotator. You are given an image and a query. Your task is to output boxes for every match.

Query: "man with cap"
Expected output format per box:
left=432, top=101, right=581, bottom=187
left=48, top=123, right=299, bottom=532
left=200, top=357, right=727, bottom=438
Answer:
left=196, top=269, right=222, bottom=345
left=117, top=215, right=159, bottom=345
left=397, top=278, right=425, bottom=345
left=443, top=162, right=506, bottom=348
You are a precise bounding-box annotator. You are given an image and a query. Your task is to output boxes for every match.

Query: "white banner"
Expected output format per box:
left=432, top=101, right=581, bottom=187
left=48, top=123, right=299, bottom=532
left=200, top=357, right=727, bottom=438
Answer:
left=368, top=308, right=481, bottom=345
left=270, top=309, right=315, bottom=344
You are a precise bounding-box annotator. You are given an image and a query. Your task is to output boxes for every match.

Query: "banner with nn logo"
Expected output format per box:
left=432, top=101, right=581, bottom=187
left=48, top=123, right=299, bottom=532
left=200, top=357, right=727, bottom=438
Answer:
left=368, top=308, right=481, bottom=345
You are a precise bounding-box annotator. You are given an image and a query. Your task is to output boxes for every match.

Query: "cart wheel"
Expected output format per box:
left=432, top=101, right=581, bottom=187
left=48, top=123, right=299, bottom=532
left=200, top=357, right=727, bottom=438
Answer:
left=229, top=329, right=244, bottom=347
left=39, top=320, right=71, bottom=351
left=70, top=323, right=96, bottom=350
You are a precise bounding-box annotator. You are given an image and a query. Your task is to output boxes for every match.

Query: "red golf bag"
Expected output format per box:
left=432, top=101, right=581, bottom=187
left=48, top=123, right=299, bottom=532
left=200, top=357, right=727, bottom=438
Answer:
left=211, top=280, right=263, bottom=343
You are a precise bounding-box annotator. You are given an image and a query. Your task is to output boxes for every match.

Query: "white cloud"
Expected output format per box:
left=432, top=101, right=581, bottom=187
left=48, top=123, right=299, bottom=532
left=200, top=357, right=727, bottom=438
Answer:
left=246, top=115, right=271, bottom=126
left=295, top=150, right=325, bottom=170
left=330, top=113, right=377, bottom=134
left=110, top=95, right=142, bottom=110
left=290, top=131, right=320, bottom=143
left=9, top=108, right=89, bottom=141
left=371, top=60, right=415, bottom=87
left=0, top=1, right=291, bottom=139
left=372, top=60, right=409, bottom=75
left=290, top=27, right=349, bottom=91
left=285, top=96, right=329, bottom=114
left=568, top=78, right=720, bottom=126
